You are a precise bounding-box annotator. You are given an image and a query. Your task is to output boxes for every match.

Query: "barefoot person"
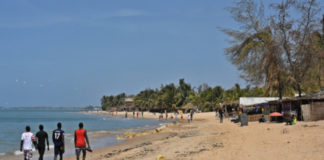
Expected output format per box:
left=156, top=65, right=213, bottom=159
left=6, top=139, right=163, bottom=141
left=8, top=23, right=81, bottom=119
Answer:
left=20, top=125, right=37, bottom=160
left=36, top=124, right=49, bottom=160
left=74, top=122, right=91, bottom=160
left=53, top=122, right=65, bottom=160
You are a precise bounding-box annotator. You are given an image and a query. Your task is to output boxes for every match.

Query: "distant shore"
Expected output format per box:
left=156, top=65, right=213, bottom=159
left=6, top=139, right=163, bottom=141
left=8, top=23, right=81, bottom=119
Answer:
left=65, top=112, right=324, bottom=160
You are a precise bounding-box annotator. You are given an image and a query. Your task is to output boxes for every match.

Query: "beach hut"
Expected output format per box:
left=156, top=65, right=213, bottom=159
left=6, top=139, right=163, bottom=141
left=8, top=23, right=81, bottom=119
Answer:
left=239, top=97, right=280, bottom=122
left=125, top=98, right=135, bottom=111
left=268, top=90, right=324, bottom=121
left=181, top=103, right=196, bottom=113
left=221, top=101, right=239, bottom=117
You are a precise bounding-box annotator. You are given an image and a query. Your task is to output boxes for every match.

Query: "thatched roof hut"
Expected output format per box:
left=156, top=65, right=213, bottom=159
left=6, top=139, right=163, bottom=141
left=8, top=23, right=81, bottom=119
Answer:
left=181, top=103, right=196, bottom=110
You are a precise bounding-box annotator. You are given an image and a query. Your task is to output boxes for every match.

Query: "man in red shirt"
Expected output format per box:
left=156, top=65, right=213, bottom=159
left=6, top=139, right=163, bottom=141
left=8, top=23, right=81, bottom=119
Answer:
left=74, top=122, right=91, bottom=160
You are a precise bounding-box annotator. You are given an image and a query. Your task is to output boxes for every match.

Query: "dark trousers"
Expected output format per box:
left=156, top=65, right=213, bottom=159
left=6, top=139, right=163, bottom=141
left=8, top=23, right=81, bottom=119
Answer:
left=38, top=146, right=45, bottom=160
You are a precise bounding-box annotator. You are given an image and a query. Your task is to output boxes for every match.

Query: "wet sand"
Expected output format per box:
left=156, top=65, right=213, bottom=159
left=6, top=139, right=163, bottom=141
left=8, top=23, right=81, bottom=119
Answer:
left=65, top=112, right=324, bottom=160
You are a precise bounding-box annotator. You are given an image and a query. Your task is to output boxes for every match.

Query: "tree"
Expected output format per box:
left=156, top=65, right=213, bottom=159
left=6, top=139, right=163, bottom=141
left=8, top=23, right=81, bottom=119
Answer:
left=270, top=0, right=321, bottom=96
left=312, top=15, right=324, bottom=90
left=223, top=0, right=322, bottom=98
left=134, top=89, right=157, bottom=110
left=101, top=93, right=126, bottom=110
left=176, top=79, right=192, bottom=107
left=160, top=83, right=178, bottom=110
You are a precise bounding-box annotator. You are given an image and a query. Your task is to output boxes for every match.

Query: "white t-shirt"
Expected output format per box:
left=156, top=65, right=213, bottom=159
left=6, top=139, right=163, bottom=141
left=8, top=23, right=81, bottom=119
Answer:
left=21, top=132, right=35, bottom=150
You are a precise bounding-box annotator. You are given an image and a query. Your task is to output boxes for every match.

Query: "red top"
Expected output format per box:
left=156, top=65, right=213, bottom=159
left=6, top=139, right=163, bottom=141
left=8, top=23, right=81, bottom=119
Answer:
left=75, top=129, right=86, bottom=147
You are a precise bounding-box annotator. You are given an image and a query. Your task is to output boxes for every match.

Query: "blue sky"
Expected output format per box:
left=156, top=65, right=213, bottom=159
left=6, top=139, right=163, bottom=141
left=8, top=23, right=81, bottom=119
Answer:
left=1, top=0, right=317, bottom=107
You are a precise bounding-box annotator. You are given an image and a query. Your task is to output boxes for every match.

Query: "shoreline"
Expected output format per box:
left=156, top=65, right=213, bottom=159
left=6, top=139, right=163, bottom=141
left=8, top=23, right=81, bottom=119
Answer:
left=1, top=111, right=164, bottom=160
left=4, top=112, right=324, bottom=160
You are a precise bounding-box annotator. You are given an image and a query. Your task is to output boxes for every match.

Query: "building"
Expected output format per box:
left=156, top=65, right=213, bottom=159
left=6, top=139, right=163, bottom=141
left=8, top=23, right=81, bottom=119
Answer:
left=268, top=91, right=324, bottom=121
left=125, top=98, right=135, bottom=110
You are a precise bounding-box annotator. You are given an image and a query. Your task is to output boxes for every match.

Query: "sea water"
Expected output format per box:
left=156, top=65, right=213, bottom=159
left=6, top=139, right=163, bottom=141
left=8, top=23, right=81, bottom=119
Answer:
left=0, top=109, right=161, bottom=159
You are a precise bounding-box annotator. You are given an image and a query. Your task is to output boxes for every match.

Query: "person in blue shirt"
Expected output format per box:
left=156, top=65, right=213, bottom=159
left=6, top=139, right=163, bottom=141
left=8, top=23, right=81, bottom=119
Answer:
left=52, top=122, right=64, bottom=160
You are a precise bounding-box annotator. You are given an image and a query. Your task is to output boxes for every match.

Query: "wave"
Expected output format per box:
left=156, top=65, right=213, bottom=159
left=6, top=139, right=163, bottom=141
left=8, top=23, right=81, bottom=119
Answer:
left=14, top=148, right=37, bottom=156
left=0, top=152, right=5, bottom=156
left=14, top=150, right=23, bottom=156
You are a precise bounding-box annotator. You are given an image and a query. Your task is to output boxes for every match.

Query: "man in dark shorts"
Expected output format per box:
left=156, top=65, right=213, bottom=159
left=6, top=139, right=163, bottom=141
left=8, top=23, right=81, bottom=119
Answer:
left=36, top=124, right=49, bottom=160
left=53, top=122, right=64, bottom=160
left=74, top=122, right=91, bottom=160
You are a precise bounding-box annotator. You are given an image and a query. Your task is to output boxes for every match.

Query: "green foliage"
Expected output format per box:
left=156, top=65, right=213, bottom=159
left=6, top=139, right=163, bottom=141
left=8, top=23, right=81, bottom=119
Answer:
left=101, top=79, right=269, bottom=112
left=101, top=93, right=126, bottom=110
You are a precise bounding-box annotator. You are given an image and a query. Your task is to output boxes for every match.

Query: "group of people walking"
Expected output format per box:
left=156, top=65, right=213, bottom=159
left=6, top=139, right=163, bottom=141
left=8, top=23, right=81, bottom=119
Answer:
left=20, top=122, right=91, bottom=160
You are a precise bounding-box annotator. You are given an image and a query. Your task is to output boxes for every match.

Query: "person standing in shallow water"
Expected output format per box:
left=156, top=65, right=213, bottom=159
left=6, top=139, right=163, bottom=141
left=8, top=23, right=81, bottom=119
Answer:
left=36, top=124, right=49, bottom=160
left=53, top=122, right=64, bottom=160
left=75, top=122, right=91, bottom=160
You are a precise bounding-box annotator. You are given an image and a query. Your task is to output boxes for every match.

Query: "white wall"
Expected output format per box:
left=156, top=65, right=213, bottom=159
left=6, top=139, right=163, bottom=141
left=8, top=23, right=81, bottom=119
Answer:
left=239, top=97, right=279, bottom=106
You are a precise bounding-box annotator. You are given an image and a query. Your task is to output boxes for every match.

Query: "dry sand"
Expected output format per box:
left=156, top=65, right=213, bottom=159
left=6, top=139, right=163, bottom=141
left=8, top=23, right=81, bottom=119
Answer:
left=66, top=112, right=324, bottom=160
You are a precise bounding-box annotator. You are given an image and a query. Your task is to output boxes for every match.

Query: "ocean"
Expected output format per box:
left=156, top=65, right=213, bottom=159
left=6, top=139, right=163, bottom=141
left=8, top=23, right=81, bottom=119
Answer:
left=0, top=109, right=161, bottom=159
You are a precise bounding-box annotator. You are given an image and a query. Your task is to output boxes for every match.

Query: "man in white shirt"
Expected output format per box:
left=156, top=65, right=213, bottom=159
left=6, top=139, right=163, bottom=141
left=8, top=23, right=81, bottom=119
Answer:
left=20, top=126, right=37, bottom=160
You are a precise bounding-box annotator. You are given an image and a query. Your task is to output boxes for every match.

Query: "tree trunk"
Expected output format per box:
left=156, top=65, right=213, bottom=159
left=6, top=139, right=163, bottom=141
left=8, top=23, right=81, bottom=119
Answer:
left=278, top=73, right=283, bottom=100
left=297, top=84, right=302, bottom=97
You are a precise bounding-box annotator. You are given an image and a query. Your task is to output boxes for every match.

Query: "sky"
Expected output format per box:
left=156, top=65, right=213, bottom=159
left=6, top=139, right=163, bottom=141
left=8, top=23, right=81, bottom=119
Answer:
left=1, top=0, right=318, bottom=107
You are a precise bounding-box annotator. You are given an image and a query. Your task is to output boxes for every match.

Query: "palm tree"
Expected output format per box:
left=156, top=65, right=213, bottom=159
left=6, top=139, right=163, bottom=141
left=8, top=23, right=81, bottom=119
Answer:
left=226, top=27, right=286, bottom=99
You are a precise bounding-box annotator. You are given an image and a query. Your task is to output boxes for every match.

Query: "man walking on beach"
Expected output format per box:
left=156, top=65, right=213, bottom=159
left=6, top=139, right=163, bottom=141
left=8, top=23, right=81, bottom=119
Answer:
left=53, top=122, right=65, bottom=160
left=36, top=124, right=49, bottom=160
left=74, top=122, right=91, bottom=160
left=190, top=110, right=194, bottom=122
left=20, top=125, right=37, bottom=160
left=219, top=108, right=224, bottom=123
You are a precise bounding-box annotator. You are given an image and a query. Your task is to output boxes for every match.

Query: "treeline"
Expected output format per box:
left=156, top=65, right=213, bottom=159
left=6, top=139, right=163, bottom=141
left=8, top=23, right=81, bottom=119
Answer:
left=101, top=79, right=265, bottom=111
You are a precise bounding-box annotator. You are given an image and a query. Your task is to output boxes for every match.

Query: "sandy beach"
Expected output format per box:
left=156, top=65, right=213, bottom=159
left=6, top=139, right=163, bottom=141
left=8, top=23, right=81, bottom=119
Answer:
left=63, top=112, right=324, bottom=160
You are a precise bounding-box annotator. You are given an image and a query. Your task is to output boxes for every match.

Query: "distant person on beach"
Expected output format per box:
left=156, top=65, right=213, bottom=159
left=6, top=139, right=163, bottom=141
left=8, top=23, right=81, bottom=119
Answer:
left=36, top=124, right=49, bottom=160
left=187, top=114, right=191, bottom=123
left=125, top=111, right=128, bottom=118
left=53, top=122, right=65, bottom=160
left=133, top=111, right=135, bottom=118
left=74, top=122, right=91, bottom=160
left=141, top=111, right=144, bottom=117
left=136, top=111, right=139, bottom=118
left=190, top=110, right=194, bottom=122
left=259, top=115, right=266, bottom=123
left=159, top=113, right=163, bottom=121
left=219, top=109, right=224, bottom=123
left=20, top=125, right=37, bottom=160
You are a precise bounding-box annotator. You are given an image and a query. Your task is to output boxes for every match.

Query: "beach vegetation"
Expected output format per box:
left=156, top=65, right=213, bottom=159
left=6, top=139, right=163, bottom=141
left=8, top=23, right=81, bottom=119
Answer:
left=222, top=0, right=323, bottom=99
left=101, top=79, right=268, bottom=112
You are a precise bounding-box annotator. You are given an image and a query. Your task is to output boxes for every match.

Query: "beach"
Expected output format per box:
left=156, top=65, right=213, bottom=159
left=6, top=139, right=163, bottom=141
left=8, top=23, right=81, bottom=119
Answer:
left=63, top=112, right=324, bottom=160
